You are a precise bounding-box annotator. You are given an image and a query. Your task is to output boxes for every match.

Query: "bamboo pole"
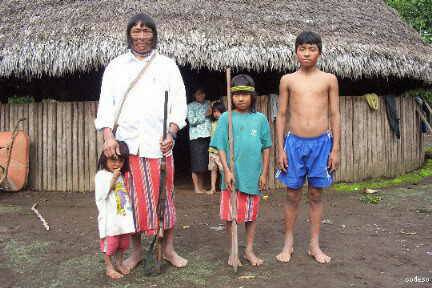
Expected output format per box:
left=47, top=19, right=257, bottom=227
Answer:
left=226, top=68, right=239, bottom=272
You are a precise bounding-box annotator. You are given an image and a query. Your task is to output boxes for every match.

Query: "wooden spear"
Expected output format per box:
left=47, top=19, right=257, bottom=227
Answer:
left=226, top=68, right=240, bottom=272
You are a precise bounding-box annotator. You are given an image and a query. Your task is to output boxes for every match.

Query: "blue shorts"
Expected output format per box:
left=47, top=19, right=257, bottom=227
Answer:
left=276, top=131, right=333, bottom=189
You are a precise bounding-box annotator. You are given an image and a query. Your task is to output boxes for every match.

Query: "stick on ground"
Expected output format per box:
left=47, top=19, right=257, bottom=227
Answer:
left=31, top=202, right=50, bottom=231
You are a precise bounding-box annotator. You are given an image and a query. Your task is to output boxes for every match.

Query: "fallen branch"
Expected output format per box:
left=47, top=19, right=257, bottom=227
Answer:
left=31, top=202, right=50, bottom=231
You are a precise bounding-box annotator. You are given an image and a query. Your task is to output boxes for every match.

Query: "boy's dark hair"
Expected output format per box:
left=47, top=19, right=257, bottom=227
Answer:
left=295, top=31, right=322, bottom=54
left=230, top=74, right=257, bottom=113
left=210, top=101, right=226, bottom=121
left=127, top=13, right=158, bottom=49
left=97, top=141, right=130, bottom=174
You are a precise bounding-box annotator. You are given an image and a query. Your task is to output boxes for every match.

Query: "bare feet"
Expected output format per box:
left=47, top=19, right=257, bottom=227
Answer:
left=276, top=247, right=294, bottom=263
left=195, top=188, right=205, bottom=194
left=244, top=249, right=263, bottom=266
left=106, top=267, right=123, bottom=279
left=164, top=251, right=188, bottom=268
left=228, top=255, right=242, bottom=267
left=206, top=189, right=216, bottom=195
left=123, top=251, right=144, bottom=271
left=308, top=247, right=331, bottom=264
left=116, top=263, right=130, bottom=275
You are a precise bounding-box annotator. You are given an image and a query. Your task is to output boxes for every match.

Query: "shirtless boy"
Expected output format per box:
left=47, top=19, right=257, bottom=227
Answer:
left=275, top=31, right=340, bottom=264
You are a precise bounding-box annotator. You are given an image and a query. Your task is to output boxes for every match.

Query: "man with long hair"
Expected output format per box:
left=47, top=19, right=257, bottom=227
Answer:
left=95, top=13, right=188, bottom=271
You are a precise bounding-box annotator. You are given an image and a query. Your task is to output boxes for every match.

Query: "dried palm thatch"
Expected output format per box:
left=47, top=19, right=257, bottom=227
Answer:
left=0, top=0, right=431, bottom=83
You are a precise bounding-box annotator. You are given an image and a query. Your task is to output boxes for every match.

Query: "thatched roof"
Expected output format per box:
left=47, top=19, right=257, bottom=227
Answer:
left=1, top=0, right=431, bottom=83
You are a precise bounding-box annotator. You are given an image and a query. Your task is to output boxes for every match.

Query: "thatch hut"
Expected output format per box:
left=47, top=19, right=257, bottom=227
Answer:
left=1, top=0, right=431, bottom=191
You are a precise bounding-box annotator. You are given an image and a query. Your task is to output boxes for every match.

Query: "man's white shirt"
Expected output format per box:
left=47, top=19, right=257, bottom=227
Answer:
left=95, top=51, right=187, bottom=158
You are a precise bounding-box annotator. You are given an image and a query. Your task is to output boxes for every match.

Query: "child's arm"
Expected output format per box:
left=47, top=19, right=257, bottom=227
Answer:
left=210, top=113, right=233, bottom=189
left=276, top=75, right=289, bottom=172
left=95, top=171, right=114, bottom=201
left=259, top=147, right=271, bottom=191
left=328, top=74, right=341, bottom=172
left=109, top=169, right=121, bottom=192
left=218, top=150, right=234, bottom=191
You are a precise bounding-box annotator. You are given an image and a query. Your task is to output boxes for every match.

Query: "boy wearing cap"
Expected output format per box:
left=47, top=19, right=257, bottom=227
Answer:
left=275, top=31, right=340, bottom=264
left=210, top=74, right=272, bottom=266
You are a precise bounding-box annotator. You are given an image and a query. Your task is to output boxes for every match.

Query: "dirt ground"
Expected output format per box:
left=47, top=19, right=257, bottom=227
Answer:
left=1, top=169, right=432, bottom=288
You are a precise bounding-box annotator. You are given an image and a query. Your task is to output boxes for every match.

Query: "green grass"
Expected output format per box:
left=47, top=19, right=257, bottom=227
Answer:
left=334, top=159, right=432, bottom=192
left=161, top=257, right=215, bottom=287
left=4, top=239, right=53, bottom=274
left=359, top=194, right=382, bottom=204
left=426, top=146, right=432, bottom=158
left=0, top=204, right=24, bottom=214
left=49, top=254, right=105, bottom=288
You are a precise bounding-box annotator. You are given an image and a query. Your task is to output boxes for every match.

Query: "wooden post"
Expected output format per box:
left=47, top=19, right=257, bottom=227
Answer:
left=88, top=102, right=97, bottom=191
left=65, top=103, right=73, bottom=191
left=77, top=102, right=85, bottom=192
left=56, top=103, right=65, bottom=191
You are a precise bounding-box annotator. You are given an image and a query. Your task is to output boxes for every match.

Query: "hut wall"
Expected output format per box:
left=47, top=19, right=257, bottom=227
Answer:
left=0, top=96, right=425, bottom=192
left=0, top=101, right=103, bottom=192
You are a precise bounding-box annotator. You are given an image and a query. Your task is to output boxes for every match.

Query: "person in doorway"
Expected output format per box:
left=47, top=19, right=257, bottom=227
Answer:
left=187, top=88, right=212, bottom=194
left=208, top=101, right=226, bottom=194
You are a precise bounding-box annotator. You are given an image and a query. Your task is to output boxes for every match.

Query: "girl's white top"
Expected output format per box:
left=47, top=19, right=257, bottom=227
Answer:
left=95, top=170, right=135, bottom=239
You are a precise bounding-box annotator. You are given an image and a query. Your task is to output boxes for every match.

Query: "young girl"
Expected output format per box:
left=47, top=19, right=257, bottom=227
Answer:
left=210, top=74, right=272, bottom=266
left=208, top=101, right=226, bottom=194
left=95, top=142, right=135, bottom=279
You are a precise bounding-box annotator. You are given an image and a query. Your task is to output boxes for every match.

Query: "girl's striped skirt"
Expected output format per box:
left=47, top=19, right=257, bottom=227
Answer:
left=220, top=189, right=260, bottom=223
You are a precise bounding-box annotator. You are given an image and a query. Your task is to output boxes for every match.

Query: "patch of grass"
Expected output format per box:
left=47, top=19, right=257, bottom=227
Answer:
left=359, top=194, right=382, bottom=204
left=416, top=208, right=432, bottom=214
left=426, top=146, right=432, bottom=159
left=123, top=250, right=221, bottom=288
left=7, top=96, right=35, bottom=104
left=49, top=254, right=105, bottom=288
left=164, top=258, right=215, bottom=287
left=0, top=204, right=24, bottom=214
left=334, top=159, right=432, bottom=192
left=4, top=239, right=52, bottom=274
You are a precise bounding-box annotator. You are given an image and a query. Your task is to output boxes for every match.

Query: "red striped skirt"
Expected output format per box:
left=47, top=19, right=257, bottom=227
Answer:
left=220, top=189, right=260, bottom=223
left=126, top=155, right=176, bottom=236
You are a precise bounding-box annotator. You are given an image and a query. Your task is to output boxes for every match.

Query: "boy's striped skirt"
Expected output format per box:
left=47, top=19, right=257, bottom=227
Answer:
left=220, top=189, right=260, bottom=223
left=126, top=155, right=176, bottom=236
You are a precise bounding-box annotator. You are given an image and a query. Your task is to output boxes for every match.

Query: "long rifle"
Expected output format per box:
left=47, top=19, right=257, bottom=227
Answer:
left=226, top=68, right=240, bottom=272
left=156, top=90, right=169, bottom=273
